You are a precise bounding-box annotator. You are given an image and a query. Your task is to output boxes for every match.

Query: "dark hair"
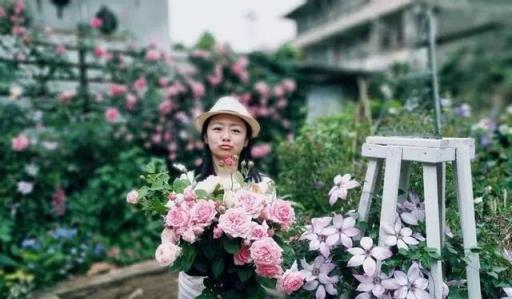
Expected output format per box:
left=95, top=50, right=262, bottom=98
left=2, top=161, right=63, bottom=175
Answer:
left=196, top=115, right=262, bottom=183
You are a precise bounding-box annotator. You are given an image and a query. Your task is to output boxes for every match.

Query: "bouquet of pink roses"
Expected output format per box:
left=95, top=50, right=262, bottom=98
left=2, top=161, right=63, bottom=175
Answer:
left=127, top=159, right=302, bottom=298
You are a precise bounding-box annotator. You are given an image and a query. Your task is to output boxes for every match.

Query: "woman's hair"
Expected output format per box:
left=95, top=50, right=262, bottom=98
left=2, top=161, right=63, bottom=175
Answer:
left=196, top=116, right=262, bottom=183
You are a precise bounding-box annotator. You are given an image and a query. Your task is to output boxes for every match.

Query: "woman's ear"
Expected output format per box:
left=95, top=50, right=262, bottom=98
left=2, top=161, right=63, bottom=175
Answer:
left=244, top=139, right=249, bottom=147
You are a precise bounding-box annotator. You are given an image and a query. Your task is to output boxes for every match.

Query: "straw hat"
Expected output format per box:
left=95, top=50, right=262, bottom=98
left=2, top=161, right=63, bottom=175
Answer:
left=194, top=96, right=260, bottom=138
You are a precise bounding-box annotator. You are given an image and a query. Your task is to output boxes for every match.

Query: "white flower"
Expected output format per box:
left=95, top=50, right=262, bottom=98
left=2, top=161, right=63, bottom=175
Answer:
left=17, top=181, right=34, bottom=195
left=194, top=175, right=221, bottom=194
left=24, top=164, right=39, bottom=176
left=172, top=163, right=187, bottom=173
left=9, top=85, right=23, bottom=99
left=42, top=141, right=58, bottom=151
left=179, top=170, right=196, bottom=184
left=392, top=263, right=432, bottom=299
left=126, top=190, right=139, bottom=204
left=328, top=174, right=359, bottom=205
left=323, top=214, right=360, bottom=248
left=155, top=242, right=182, bottom=267
left=301, top=217, right=334, bottom=257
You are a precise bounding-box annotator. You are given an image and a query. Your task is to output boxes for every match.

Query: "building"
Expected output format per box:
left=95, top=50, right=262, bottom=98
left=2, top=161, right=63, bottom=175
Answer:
left=285, top=0, right=512, bottom=72
left=285, top=0, right=512, bottom=121
left=26, top=0, right=171, bottom=49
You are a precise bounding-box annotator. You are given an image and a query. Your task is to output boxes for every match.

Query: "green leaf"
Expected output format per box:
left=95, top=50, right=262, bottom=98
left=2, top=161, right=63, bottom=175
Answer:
left=173, top=179, right=189, bottom=193
left=197, top=288, right=217, bottom=299
left=256, top=275, right=276, bottom=289
left=223, top=238, right=241, bottom=254
left=212, top=258, right=224, bottom=278
left=195, top=189, right=208, bottom=199
left=237, top=266, right=253, bottom=282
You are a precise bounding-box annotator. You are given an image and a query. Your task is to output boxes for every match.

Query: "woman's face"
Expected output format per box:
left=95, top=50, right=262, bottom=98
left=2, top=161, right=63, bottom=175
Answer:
left=204, top=114, right=249, bottom=160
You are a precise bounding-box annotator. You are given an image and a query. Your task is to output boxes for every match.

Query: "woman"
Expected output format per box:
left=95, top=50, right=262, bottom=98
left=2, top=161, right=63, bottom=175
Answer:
left=178, top=96, right=279, bottom=299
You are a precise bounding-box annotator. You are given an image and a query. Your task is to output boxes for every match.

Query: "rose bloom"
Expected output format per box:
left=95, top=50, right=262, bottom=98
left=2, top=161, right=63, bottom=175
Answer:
left=191, top=200, right=217, bottom=225
left=248, top=221, right=269, bottom=240
left=161, top=227, right=177, bottom=244
left=109, top=84, right=128, bottom=96
left=155, top=243, right=182, bottom=267
left=90, top=17, right=103, bottom=29
left=234, top=245, right=252, bottom=266
left=126, top=190, right=139, bottom=204
left=250, top=237, right=283, bottom=265
left=234, top=190, right=266, bottom=218
left=11, top=133, right=30, bottom=151
left=269, top=200, right=295, bottom=229
left=166, top=206, right=191, bottom=228
left=145, top=49, right=161, bottom=61
left=255, top=263, right=283, bottom=278
left=218, top=208, right=252, bottom=238
left=105, top=107, right=120, bottom=123
left=251, top=144, right=271, bottom=159
left=278, top=269, right=305, bottom=295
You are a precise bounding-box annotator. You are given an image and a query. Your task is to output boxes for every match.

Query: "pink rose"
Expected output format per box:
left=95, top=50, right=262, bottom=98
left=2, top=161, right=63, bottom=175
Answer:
left=161, top=227, right=177, bottom=244
left=213, top=226, right=223, bottom=239
left=109, top=84, right=127, bottom=96
left=218, top=208, right=252, bottom=238
left=234, top=245, right=252, bottom=266
left=105, top=107, right=120, bottom=123
left=248, top=221, right=269, bottom=240
left=255, top=263, right=283, bottom=278
left=188, top=80, right=205, bottom=98
left=251, top=144, right=271, bottom=159
left=159, top=100, right=174, bottom=115
left=133, top=77, right=147, bottom=91
left=273, top=85, right=285, bottom=98
left=94, top=45, right=107, bottom=58
left=58, top=90, right=76, bottom=103
left=145, top=49, right=161, bottom=61
left=184, top=186, right=196, bottom=201
left=90, top=17, right=103, bottom=29
left=166, top=206, right=191, bottom=228
left=250, top=237, right=282, bottom=265
left=254, top=81, right=270, bottom=97
left=282, top=79, right=297, bottom=93
left=55, top=44, right=66, bottom=55
left=158, top=77, right=169, bottom=87
left=125, top=93, right=137, bottom=110
left=155, top=243, right=182, bottom=267
left=126, top=190, right=139, bottom=204
left=234, top=190, right=265, bottom=218
left=207, top=64, right=223, bottom=87
left=278, top=269, right=305, bottom=294
left=269, top=200, right=295, bottom=229
left=11, top=133, right=30, bottom=151
left=191, top=200, right=216, bottom=225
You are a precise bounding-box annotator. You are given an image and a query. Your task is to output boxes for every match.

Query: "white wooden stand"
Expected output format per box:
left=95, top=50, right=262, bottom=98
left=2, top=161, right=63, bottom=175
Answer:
left=357, top=136, right=481, bottom=299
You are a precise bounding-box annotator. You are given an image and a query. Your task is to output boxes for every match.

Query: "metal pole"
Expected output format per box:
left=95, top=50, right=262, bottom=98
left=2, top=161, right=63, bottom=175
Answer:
left=427, top=8, right=442, bottom=137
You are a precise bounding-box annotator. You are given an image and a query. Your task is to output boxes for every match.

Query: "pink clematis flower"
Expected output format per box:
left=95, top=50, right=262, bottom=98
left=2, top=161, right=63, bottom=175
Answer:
left=398, top=192, right=425, bottom=226
left=382, top=220, right=422, bottom=251
left=328, top=174, right=360, bottom=205
left=347, top=237, right=392, bottom=276
left=324, top=214, right=360, bottom=248
left=300, top=256, right=339, bottom=299
left=354, top=272, right=398, bottom=299
left=391, top=263, right=432, bottom=299
left=301, top=217, right=333, bottom=257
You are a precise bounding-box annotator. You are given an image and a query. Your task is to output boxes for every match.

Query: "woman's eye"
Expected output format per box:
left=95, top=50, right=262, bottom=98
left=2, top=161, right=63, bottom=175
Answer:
left=213, top=127, right=222, bottom=131
left=232, top=129, right=241, bottom=133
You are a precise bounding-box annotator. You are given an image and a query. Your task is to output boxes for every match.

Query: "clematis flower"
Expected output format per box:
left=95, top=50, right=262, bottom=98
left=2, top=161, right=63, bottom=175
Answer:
left=391, top=263, right=432, bottom=299
left=328, top=174, right=359, bottom=205
left=398, top=192, right=425, bottom=225
left=324, top=214, right=360, bottom=248
left=354, top=272, right=398, bottom=299
left=300, top=256, right=339, bottom=299
left=501, top=287, right=512, bottom=299
left=347, top=237, right=392, bottom=276
left=382, top=220, right=422, bottom=251
left=301, top=217, right=333, bottom=257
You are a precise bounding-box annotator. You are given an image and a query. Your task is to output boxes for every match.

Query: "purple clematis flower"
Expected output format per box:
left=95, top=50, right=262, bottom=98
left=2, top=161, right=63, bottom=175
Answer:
left=328, top=174, right=359, bottom=205
left=300, top=256, right=339, bottom=299
left=398, top=192, right=425, bottom=226
left=347, top=237, right=393, bottom=276
left=382, top=220, right=422, bottom=251
left=324, top=214, right=360, bottom=249
left=301, top=217, right=333, bottom=257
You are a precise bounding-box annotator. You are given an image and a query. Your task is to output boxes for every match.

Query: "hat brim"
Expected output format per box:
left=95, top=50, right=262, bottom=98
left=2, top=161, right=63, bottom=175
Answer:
left=194, top=110, right=260, bottom=138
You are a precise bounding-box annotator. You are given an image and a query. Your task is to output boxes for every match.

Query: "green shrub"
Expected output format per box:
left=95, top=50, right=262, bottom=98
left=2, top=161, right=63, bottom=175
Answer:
left=276, top=105, right=370, bottom=216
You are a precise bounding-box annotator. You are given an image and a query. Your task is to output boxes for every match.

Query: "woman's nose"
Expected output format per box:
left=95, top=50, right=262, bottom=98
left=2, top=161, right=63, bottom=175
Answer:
left=221, top=131, right=231, bottom=141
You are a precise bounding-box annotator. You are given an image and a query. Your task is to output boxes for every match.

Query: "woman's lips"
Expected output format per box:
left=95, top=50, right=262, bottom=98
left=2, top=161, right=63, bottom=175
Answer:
left=220, top=145, right=233, bottom=150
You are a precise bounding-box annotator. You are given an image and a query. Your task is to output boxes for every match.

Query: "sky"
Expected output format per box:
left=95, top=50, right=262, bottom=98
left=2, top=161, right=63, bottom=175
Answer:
left=168, top=0, right=304, bottom=52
